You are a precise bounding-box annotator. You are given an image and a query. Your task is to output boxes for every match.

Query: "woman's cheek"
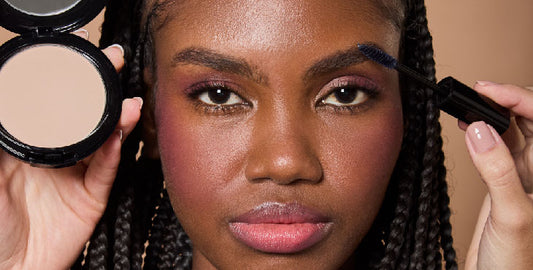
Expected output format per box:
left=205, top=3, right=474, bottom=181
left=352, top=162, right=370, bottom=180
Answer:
left=155, top=98, right=250, bottom=215
left=320, top=104, right=403, bottom=219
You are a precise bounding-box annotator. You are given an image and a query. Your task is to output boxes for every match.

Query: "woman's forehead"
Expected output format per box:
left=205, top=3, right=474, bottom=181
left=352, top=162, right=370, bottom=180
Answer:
left=145, top=0, right=403, bottom=56
left=143, top=0, right=404, bottom=33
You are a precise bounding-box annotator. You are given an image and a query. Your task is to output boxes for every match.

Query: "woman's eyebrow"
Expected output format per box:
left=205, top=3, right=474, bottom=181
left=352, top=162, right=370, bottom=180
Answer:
left=169, top=44, right=382, bottom=85
left=170, top=47, right=268, bottom=85
left=303, top=46, right=371, bottom=81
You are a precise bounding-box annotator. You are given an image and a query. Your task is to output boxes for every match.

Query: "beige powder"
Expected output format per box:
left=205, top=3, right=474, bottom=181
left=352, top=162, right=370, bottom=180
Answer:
left=0, top=44, right=106, bottom=148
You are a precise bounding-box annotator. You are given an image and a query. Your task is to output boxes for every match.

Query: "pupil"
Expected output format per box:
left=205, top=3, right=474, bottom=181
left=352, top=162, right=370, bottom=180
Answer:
left=208, top=88, right=231, bottom=104
left=334, top=87, right=357, bottom=104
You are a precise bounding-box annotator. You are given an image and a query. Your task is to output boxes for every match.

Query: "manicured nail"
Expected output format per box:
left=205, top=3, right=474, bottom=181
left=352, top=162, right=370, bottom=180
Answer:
left=108, top=44, right=125, bottom=57
left=133, top=97, right=143, bottom=110
left=476, top=81, right=498, bottom=87
left=72, top=28, right=89, bottom=39
left=467, top=122, right=496, bottom=153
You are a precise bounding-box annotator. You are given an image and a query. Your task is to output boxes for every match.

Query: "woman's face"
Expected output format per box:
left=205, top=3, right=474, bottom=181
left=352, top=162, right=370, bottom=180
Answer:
left=149, top=0, right=403, bottom=268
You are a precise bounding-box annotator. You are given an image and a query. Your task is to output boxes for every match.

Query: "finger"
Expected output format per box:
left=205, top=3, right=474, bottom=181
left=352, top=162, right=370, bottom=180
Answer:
left=465, top=121, right=530, bottom=217
left=516, top=116, right=533, bottom=145
left=501, top=117, right=525, bottom=155
left=102, top=44, right=125, bottom=72
left=474, top=81, right=533, bottom=120
left=458, top=113, right=523, bottom=153
left=502, top=117, right=533, bottom=193
left=82, top=97, right=142, bottom=204
left=513, top=125, right=533, bottom=193
left=71, top=28, right=89, bottom=40
left=119, top=97, right=144, bottom=140
left=82, top=130, right=122, bottom=205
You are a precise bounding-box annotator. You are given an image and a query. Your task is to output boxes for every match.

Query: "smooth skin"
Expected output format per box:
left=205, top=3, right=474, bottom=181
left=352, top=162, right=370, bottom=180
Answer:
left=0, top=2, right=532, bottom=270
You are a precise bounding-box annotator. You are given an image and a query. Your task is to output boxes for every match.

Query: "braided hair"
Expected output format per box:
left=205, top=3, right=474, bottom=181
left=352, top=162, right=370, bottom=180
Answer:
left=71, top=0, right=458, bottom=269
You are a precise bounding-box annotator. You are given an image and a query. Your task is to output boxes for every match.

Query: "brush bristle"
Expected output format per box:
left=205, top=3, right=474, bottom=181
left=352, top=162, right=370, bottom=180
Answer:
left=357, top=44, right=397, bottom=69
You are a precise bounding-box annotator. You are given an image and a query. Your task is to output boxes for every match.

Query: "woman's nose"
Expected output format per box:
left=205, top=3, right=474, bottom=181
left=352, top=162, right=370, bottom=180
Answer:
left=244, top=108, right=323, bottom=185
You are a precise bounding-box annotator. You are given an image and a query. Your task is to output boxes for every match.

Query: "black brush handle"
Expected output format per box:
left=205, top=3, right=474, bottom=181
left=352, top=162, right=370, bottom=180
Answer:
left=436, top=77, right=510, bottom=134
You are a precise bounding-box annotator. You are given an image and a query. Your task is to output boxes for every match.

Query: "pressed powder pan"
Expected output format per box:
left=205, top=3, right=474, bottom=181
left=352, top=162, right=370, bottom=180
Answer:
left=0, top=0, right=121, bottom=167
left=0, top=45, right=106, bottom=148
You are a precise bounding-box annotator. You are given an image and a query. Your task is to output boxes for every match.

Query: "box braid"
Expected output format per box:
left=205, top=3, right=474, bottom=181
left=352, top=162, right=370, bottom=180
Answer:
left=71, top=0, right=458, bottom=269
left=363, top=0, right=458, bottom=269
left=337, top=0, right=458, bottom=269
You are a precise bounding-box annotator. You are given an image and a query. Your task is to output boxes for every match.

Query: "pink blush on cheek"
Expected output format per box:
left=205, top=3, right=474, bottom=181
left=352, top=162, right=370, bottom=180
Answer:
left=318, top=102, right=404, bottom=205
left=156, top=113, right=211, bottom=202
left=154, top=94, right=248, bottom=212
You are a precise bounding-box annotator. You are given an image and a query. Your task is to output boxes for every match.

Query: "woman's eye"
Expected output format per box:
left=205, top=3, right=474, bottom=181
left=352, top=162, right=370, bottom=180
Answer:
left=321, top=86, right=370, bottom=106
left=198, top=87, right=244, bottom=105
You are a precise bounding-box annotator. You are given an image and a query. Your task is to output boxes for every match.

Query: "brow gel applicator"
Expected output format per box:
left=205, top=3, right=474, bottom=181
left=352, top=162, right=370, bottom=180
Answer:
left=357, top=44, right=510, bottom=134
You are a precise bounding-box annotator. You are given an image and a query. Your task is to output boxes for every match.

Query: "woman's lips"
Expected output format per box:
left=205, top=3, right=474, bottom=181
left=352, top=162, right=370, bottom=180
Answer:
left=228, top=202, right=333, bottom=254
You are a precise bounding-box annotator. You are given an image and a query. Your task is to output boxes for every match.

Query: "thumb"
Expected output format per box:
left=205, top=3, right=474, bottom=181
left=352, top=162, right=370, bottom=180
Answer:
left=83, top=98, right=142, bottom=205
left=465, top=121, right=530, bottom=219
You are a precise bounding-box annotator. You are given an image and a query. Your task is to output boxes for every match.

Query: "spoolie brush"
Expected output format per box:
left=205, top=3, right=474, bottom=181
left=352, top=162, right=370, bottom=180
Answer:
left=357, top=44, right=510, bottom=134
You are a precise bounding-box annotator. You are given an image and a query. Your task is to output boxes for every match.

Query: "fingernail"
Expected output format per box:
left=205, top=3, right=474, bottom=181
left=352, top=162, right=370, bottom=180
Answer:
left=72, top=28, right=89, bottom=39
left=476, top=81, right=498, bottom=87
left=108, top=44, right=125, bottom=57
left=458, top=120, right=468, bottom=131
left=467, top=122, right=497, bottom=153
left=133, top=97, right=143, bottom=110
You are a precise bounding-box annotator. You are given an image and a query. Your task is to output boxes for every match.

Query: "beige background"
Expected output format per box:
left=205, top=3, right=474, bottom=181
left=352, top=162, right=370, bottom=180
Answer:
left=427, top=1, right=533, bottom=267
left=0, top=1, right=532, bottom=268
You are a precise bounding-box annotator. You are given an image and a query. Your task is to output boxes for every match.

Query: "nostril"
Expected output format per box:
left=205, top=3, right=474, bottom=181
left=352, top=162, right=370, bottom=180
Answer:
left=245, top=151, right=323, bottom=185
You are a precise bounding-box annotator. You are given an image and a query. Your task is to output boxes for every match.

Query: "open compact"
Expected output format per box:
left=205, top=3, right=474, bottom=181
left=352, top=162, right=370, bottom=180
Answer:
left=0, top=0, right=121, bottom=167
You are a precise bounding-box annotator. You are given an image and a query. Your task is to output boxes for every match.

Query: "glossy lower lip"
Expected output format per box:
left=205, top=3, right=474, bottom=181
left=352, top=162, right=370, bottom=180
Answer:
left=229, top=202, right=333, bottom=254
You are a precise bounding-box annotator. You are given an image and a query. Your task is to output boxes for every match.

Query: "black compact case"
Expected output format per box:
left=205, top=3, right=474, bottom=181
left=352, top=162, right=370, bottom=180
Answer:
left=0, top=0, right=122, bottom=167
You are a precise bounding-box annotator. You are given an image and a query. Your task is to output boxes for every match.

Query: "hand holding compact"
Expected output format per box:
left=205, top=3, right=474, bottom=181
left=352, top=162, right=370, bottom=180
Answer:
left=0, top=44, right=142, bottom=270
left=464, top=82, right=533, bottom=270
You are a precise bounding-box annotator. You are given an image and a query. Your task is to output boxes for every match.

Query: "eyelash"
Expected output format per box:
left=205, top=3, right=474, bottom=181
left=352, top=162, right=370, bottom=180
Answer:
left=186, top=81, right=251, bottom=115
left=316, top=77, right=379, bottom=114
left=185, top=77, right=379, bottom=116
